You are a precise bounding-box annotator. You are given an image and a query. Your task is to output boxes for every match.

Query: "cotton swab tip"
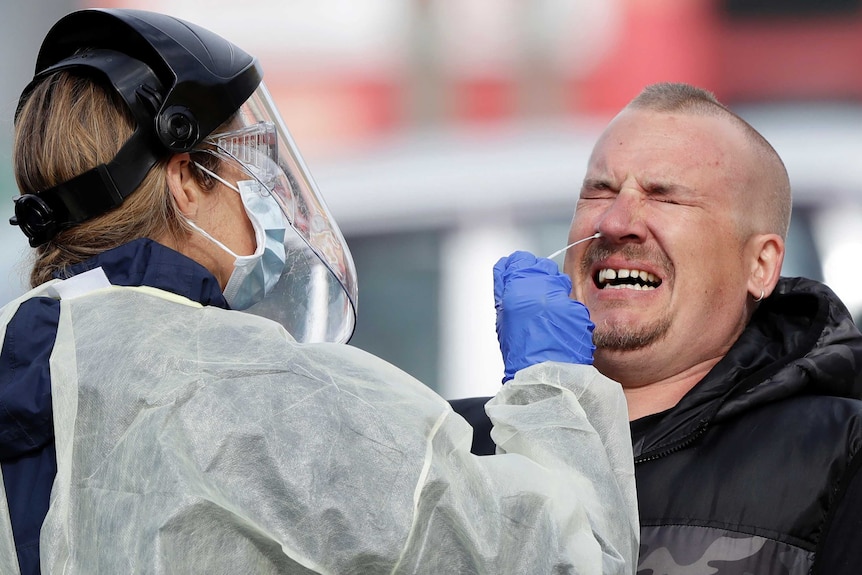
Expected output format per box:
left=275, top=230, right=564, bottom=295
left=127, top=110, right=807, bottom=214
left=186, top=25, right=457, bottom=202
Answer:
left=546, top=232, right=601, bottom=260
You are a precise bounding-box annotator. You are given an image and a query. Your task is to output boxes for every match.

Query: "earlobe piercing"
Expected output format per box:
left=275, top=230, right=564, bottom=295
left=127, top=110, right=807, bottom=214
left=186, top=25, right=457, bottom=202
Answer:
left=754, top=288, right=765, bottom=303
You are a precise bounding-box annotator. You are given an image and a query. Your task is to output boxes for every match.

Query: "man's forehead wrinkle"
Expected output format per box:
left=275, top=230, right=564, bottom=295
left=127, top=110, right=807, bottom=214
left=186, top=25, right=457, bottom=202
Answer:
left=588, top=160, right=690, bottom=190
left=585, top=117, right=743, bottom=201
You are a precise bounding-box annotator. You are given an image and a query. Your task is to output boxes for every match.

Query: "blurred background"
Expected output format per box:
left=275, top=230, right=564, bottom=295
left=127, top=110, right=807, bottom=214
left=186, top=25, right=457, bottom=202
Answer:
left=2, top=0, right=861, bottom=399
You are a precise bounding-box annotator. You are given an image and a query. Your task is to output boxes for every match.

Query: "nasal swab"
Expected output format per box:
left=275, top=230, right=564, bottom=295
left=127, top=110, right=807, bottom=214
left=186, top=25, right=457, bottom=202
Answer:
left=547, top=232, right=601, bottom=260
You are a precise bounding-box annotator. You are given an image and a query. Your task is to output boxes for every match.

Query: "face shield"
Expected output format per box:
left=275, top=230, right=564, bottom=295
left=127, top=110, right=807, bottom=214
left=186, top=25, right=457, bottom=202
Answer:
left=200, top=83, right=357, bottom=344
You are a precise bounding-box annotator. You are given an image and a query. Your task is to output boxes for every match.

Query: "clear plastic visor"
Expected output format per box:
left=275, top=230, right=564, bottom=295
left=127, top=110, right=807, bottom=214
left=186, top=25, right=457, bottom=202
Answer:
left=200, top=83, right=357, bottom=343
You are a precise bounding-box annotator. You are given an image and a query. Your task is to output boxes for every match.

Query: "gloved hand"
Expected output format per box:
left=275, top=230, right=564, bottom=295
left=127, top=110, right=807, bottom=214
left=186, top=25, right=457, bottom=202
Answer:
left=494, top=251, right=595, bottom=383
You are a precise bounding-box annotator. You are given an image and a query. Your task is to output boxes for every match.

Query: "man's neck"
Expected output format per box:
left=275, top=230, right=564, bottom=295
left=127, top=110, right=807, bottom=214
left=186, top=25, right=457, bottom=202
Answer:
left=624, top=381, right=695, bottom=421
left=614, top=358, right=722, bottom=421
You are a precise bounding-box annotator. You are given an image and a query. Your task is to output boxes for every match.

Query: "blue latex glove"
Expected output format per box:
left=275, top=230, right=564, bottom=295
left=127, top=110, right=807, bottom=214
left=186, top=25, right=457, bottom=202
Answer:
left=494, top=251, right=595, bottom=383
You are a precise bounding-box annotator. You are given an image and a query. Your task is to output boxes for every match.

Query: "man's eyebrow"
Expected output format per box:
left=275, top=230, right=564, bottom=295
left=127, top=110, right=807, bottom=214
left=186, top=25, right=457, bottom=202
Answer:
left=581, top=177, right=613, bottom=189
left=642, top=181, right=691, bottom=196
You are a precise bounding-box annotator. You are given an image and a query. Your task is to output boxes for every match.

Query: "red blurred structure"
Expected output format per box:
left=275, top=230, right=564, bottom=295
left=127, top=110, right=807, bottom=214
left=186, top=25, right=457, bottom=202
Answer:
left=93, top=0, right=862, bottom=153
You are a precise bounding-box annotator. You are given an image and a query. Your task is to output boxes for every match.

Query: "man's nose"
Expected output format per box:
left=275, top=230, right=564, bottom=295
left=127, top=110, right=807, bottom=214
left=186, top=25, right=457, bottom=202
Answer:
left=596, top=188, right=648, bottom=243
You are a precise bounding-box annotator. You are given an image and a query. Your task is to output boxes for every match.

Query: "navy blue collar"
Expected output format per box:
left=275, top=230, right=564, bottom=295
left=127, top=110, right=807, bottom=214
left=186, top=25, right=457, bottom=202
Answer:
left=57, top=238, right=229, bottom=309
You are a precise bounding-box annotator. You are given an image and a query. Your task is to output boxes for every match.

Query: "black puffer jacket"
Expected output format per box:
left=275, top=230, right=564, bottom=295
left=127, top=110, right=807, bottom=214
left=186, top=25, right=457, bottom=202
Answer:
left=451, top=277, right=862, bottom=575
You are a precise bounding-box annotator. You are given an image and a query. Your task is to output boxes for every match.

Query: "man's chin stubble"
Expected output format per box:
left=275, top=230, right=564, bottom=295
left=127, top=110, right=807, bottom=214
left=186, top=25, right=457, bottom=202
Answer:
left=593, top=319, right=671, bottom=352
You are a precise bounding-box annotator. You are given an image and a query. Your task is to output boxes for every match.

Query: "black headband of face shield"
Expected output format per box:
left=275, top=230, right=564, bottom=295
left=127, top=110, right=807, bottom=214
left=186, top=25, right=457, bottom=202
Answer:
left=10, top=50, right=168, bottom=247
left=10, top=9, right=264, bottom=248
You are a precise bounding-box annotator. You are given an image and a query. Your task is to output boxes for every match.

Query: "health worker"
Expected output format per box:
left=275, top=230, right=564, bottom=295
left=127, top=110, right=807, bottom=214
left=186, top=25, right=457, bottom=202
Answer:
left=0, top=8, right=639, bottom=575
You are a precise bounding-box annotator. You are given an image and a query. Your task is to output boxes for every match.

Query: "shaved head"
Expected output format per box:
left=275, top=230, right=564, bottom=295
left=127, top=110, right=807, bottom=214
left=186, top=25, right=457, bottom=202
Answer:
left=627, top=83, right=791, bottom=240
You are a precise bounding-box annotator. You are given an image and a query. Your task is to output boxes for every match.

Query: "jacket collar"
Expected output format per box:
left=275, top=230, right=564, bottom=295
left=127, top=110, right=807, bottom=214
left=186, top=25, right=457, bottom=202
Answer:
left=632, top=277, right=862, bottom=460
left=58, top=238, right=229, bottom=309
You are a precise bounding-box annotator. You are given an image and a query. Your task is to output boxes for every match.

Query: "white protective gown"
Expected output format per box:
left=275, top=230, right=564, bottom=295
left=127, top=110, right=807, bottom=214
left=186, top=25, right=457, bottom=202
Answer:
left=0, top=277, right=638, bottom=575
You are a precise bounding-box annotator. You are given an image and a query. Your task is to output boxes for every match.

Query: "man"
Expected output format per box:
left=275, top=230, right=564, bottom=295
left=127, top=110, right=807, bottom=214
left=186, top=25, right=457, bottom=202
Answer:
left=453, top=82, right=862, bottom=573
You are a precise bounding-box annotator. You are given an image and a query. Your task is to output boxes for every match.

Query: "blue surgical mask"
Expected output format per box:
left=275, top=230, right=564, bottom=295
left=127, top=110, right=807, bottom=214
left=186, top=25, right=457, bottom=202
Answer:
left=188, top=164, right=287, bottom=310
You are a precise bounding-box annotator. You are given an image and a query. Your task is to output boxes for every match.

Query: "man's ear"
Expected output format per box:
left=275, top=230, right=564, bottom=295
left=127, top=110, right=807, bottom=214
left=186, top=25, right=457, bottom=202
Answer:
left=747, top=233, right=784, bottom=300
left=165, top=153, right=200, bottom=218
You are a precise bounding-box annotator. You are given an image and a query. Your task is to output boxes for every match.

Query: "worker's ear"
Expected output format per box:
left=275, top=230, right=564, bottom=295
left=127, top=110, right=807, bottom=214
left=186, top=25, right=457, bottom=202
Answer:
left=747, top=233, right=784, bottom=300
left=165, top=153, right=202, bottom=218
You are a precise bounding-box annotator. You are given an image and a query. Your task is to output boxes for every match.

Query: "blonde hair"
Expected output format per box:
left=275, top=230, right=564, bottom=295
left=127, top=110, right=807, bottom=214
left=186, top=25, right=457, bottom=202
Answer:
left=14, top=71, right=214, bottom=287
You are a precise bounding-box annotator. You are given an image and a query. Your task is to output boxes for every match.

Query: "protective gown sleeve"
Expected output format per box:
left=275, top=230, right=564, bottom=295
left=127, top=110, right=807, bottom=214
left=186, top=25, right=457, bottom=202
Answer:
left=32, top=286, right=637, bottom=574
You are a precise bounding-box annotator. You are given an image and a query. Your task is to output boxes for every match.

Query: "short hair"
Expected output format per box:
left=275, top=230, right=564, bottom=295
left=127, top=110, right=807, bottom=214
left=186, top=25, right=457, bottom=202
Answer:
left=629, top=82, right=727, bottom=115
left=628, top=82, right=791, bottom=239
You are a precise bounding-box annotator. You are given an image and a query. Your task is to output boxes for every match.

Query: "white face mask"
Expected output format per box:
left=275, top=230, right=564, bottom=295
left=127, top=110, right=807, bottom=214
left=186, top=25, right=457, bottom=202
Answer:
left=188, top=164, right=287, bottom=310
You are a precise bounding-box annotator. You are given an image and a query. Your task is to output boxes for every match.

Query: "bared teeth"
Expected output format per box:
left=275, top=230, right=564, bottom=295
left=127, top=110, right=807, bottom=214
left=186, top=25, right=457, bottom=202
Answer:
left=597, top=268, right=660, bottom=289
